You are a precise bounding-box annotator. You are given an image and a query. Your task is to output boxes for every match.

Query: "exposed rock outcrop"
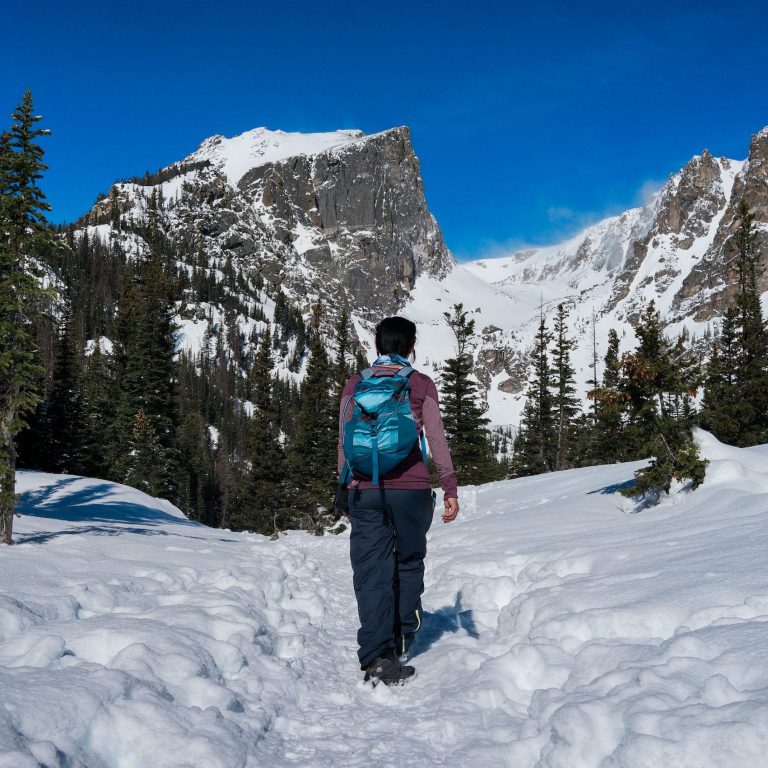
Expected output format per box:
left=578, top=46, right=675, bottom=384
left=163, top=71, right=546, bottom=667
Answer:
left=677, top=130, right=768, bottom=318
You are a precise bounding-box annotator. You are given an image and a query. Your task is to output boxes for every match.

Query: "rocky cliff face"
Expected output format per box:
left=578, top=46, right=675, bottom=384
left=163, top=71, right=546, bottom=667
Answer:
left=603, top=150, right=739, bottom=324
left=677, top=129, right=768, bottom=317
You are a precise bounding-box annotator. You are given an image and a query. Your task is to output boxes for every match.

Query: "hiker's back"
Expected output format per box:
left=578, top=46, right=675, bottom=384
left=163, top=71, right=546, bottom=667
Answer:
left=339, top=355, right=429, bottom=488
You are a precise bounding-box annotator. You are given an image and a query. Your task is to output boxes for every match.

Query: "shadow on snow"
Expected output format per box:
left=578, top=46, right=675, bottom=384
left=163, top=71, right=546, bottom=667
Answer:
left=13, top=474, right=238, bottom=544
left=587, top=479, right=636, bottom=495
left=410, top=591, right=479, bottom=659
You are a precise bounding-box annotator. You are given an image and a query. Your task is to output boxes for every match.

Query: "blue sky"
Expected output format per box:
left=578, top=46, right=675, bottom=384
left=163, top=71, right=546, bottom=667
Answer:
left=3, top=0, right=768, bottom=259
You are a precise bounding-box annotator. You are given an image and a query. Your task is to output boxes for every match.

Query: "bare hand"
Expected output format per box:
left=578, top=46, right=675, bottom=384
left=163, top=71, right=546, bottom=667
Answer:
left=442, top=496, right=459, bottom=523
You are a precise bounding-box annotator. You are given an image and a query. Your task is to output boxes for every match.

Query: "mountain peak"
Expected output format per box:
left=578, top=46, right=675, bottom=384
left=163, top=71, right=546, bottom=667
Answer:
left=748, top=125, right=768, bottom=166
left=187, top=127, right=366, bottom=186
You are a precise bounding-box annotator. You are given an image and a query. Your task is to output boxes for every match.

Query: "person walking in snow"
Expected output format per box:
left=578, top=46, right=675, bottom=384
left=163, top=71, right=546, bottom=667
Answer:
left=337, top=316, right=460, bottom=686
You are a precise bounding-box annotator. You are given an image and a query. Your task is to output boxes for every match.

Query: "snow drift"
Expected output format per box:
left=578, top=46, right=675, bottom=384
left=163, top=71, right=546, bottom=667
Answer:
left=1, top=431, right=767, bottom=767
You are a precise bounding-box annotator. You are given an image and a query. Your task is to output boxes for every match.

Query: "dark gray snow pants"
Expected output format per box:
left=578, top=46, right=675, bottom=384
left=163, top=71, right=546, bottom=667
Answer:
left=348, top=487, right=434, bottom=669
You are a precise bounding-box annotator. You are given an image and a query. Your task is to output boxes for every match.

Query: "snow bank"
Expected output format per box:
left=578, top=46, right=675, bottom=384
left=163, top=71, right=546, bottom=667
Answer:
left=2, top=433, right=767, bottom=766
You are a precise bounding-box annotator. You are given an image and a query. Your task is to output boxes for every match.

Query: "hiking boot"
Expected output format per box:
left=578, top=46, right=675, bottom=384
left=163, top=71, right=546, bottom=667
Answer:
left=363, top=654, right=416, bottom=686
left=396, top=631, right=416, bottom=661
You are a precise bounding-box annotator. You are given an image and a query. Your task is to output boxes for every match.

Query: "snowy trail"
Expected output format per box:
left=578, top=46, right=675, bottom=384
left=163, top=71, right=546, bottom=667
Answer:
left=3, top=431, right=768, bottom=766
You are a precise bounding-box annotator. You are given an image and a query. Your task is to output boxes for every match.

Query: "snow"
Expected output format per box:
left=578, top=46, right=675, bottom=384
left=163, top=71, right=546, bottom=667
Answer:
left=159, top=170, right=196, bottom=204
left=83, top=336, right=114, bottom=357
left=402, top=262, right=536, bottom=423
left=290, top=221, right=318, bottom=255
left=234, top=398, right=255, bottom=418
left=3, top=432, right=768, bottom=766
left=186, top=127, right=365, bottom=187
left=75, top=224, right=113, bottom=244
left=175, top=316, right=211, bottom=357
left=173, top=303, right=225, bottom=358
left=464, top=203, right=656, bottom=290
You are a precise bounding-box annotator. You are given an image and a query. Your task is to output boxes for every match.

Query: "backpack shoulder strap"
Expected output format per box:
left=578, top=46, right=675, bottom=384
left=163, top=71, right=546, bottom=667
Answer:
left=359, top=368, right=375, bottom=381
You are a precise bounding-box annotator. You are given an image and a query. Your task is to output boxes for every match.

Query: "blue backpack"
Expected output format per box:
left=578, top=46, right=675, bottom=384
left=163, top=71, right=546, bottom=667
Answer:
left=339, top=355, right=428, bottom=488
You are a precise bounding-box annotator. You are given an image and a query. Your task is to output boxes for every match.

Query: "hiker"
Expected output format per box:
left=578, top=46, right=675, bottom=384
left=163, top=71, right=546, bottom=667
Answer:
left=337, top=316, right=459, bottom=686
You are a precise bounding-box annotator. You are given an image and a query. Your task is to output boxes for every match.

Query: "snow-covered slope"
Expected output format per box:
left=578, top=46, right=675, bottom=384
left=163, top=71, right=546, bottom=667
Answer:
left=3, top=431, right=768, bottom=767
left=404, top=144, right=766, bottom=426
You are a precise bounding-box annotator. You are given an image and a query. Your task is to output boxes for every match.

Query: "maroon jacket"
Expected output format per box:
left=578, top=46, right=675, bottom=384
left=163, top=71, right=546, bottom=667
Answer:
left=337, top=365, right=459, bottom=498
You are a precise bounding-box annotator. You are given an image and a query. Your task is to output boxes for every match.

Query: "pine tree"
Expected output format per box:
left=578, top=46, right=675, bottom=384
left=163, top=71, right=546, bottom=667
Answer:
left=43, top=308, right=86, bottom=473
left=619, top=302, right=706, bottom=499
left=174, top=350, right=219, bottom=527
left=440, top=304, right=500, bottom=484
left=0, top=91, right=54, bottom=544
left=285, top=305, right=337, bottom=531
left=700, top=307, right=740, bottom=444
left=111, top=249, right=178, bottom=497
left=551, top=303, right=581, bottom=470
left=175, top=408, right=217, bottom=525
left=731, top=200, right=768, bottom=445
left=587, top=310, right=600, bottom=425
left=333, top=306, right=354, bottom=399
left=80, top=340, right=115, bottom=479
left=587, top=328, right=629, bottom=464
left=233, top=325, right=286, bottom=533
left=354, top=348, right=369, bottom=371
left=700, top=201, right=768, bottom=446
left=511, top=311, right=555, bottom=476
left=123, top=410, right=168, bottom=495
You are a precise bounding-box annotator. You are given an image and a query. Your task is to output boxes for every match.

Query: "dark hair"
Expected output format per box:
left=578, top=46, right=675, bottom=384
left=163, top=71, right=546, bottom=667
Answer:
left=375, top=316, right=417, bottom=357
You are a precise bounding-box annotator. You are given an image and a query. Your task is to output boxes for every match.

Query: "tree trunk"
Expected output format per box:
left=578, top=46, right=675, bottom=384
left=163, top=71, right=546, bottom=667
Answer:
left=0, top=409, right=16, bottom=545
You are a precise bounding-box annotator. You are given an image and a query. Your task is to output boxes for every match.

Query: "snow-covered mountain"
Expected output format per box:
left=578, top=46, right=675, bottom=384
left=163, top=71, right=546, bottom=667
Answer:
left=4, top=431, right=768, bottom=766
left=75, top=124, right=768, bottom=425
left=85, top=125, right=451, bottom=319
left=455, top=150, right=755, bottom=422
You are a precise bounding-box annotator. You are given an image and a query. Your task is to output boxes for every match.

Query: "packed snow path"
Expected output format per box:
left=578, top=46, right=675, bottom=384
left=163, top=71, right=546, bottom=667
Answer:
left=2, top=431, right=768, bottom=767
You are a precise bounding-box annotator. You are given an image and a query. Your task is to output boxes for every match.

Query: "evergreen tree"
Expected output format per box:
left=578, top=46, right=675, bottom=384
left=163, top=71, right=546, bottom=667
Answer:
left=285, top=305, right=337, bottom=531
left=551, top=303, right=581, bottom=470
left=700, top=307, right=740, bottom=443
left=233, top=325, right=286, bottom=533
left=111, top=249, right=178, bottom=497
left=440, top=304, right=500, bottom=484
left=0, top=91, right=54, bottom=544
left=333, top=306, right=354, bottom=399
left=80, top=340, right=115, bottom=479
left=123, top=410, right=167, bottom=495
left=511, top=311, right=555, bottom=476
left=587, top=310, right=600, bottom=425
left=174, top=350, right=219, bottom=527
left=619, top=302, right=706, bottom=499
left=289, top=316, right=307, bottom=372
left=587, top=328, right=630, bottom=464
left=354, top=348, right=369, bottom=371
left=731, top=200, right=768, bottom=445
left=175, top=408, right=217, bottom=525
left=43, top=308, right=86, bottom=473
left=700, top=202, right=768, bottom=446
